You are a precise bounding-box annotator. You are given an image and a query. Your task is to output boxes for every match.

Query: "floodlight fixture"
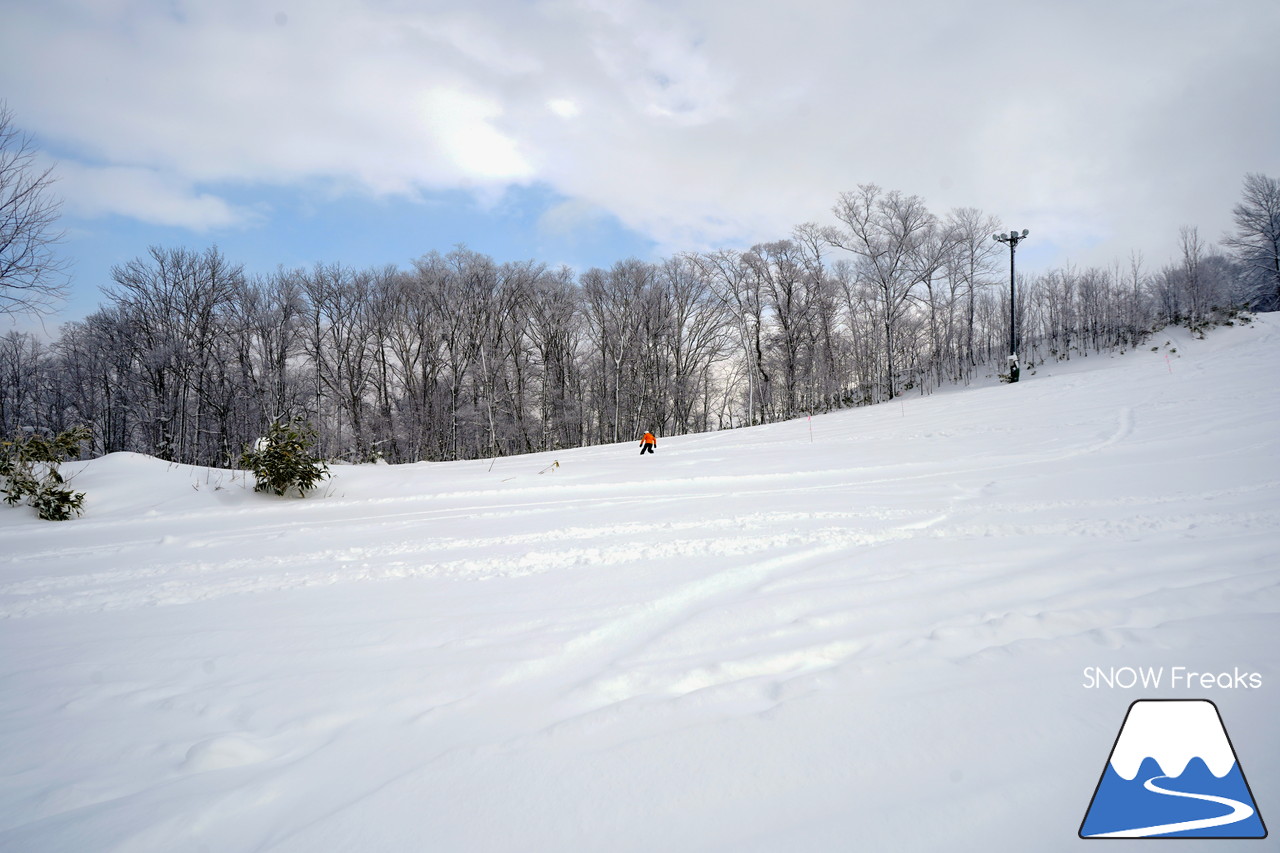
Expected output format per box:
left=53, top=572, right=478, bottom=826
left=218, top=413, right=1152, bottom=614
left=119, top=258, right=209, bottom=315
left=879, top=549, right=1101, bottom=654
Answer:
left=992, top=227, right=1031, bottom=383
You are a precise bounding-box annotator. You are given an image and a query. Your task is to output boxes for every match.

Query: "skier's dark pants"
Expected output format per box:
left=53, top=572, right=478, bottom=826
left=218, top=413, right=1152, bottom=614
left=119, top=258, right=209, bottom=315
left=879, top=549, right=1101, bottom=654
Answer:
left=641, top=444, right=654, bottom=454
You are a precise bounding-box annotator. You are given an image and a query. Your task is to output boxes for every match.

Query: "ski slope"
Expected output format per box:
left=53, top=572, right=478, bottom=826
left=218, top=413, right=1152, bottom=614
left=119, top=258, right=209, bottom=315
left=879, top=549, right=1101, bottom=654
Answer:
left=2, top=317, right=1277, bottom=852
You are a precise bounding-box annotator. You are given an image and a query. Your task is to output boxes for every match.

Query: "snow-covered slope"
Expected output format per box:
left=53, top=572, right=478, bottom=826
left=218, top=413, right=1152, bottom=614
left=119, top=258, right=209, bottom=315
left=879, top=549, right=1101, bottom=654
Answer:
left=2, top=317, right=1277, bottom=852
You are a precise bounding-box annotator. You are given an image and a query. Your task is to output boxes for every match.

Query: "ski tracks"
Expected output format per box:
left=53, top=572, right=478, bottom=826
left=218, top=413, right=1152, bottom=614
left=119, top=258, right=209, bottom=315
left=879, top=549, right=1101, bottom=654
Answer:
left=0, top=504, right=936, bottom=618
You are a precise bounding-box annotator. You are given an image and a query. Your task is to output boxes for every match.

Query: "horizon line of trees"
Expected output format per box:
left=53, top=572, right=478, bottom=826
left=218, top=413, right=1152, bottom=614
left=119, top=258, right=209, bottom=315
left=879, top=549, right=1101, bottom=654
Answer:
left=2, top=176, right=1278, bottom=468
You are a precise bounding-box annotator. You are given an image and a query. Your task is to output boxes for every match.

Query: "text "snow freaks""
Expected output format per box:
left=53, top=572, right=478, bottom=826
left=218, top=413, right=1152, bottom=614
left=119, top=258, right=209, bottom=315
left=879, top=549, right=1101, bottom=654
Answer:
left=1083, top=667, right=1263, bottom=690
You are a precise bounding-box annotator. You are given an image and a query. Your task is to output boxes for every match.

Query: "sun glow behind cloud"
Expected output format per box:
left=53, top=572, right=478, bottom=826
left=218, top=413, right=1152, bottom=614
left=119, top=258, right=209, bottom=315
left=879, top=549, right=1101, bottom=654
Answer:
left=417, top=89, right=532, bottom=182
left=547, top=99, right=581, bottom=119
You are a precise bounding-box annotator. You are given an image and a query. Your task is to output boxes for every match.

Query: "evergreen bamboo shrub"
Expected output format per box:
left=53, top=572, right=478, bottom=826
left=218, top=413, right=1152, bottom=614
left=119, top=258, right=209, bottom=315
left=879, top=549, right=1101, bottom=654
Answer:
left=0, top=425, right=92, bottom=520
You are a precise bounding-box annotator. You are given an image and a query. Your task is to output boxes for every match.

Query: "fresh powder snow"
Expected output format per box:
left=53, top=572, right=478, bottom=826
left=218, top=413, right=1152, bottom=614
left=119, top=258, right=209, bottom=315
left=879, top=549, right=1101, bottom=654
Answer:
left=1, top=317, right=1277, bottom=851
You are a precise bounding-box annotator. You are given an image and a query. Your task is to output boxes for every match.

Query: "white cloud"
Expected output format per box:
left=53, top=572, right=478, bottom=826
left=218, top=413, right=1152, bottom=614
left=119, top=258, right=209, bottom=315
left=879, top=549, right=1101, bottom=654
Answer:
left=537, top=197, right=606, bottom=238
left=53, top=161, right=250, bottom=230
left=3, top=0, right=1278, bottom=269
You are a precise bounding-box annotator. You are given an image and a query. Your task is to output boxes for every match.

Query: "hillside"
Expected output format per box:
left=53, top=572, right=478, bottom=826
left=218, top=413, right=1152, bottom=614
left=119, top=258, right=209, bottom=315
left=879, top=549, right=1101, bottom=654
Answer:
left=1, top=316, right=1277, bottom=851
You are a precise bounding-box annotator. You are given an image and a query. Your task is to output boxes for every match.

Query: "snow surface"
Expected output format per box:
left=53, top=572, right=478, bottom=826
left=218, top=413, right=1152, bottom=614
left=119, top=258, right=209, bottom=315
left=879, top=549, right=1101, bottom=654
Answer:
left=2, top=317, right=1278, bottom=852
left=1108, top=700, right=1236, bottom=781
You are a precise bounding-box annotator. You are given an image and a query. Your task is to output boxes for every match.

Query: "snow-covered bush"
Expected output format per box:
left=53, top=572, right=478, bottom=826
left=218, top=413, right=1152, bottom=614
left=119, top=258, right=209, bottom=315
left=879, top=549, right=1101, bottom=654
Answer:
left=0, top=425, right=91, bottom=520
left=240, top=417, right=330, bottom=498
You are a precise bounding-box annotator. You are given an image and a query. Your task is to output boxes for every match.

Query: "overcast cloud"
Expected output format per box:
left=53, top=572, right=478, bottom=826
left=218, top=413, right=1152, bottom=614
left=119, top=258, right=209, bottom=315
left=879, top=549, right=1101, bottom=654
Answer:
left=3, top=0, right=1279, bottom=283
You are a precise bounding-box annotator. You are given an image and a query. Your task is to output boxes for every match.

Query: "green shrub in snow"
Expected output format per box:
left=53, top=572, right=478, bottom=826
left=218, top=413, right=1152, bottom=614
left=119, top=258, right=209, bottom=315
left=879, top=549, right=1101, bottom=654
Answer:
left=240, top=417, right=330, bottom=498
left=0, top=425, right=91, bottom=520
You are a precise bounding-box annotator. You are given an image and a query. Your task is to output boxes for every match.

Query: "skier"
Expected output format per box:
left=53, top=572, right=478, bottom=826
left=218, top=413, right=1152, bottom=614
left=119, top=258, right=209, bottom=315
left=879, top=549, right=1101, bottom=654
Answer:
left=639, top=430, right=657, bottom=455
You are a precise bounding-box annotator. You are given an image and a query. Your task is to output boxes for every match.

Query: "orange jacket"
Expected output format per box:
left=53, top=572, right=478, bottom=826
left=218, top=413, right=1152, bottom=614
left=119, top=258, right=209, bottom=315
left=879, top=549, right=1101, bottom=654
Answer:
left=640, top=432, right=657, bottom=446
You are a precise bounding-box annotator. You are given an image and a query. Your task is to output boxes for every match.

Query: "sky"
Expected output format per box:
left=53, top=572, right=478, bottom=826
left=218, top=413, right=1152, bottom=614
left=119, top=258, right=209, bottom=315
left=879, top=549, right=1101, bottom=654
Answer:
left=2, top=0, right=1279, bottom=324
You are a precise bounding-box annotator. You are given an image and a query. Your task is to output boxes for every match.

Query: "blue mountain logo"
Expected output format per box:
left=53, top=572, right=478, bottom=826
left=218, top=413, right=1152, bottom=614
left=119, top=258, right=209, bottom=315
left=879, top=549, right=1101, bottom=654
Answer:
left=1080, top=699, right=1267, bottom=838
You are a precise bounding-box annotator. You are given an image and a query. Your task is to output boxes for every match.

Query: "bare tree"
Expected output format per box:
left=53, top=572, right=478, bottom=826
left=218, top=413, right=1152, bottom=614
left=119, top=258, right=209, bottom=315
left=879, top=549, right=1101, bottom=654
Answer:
left=1178, top=225, right=1209, bottom=323
left=0, top=330, right=48, bottom=434
left=696, top=248, right=770, bottom=424
left=237, top=268, right=307, bottom=426
left=439, top=249, right=498, bottom=458
left=104, top=246, right=244, bottom=463
left=53, top=308, right=137, bottom=455
left=386, top=259, right=449, bottom=460
left=524, top=266, right=584, bottom=450
left=300, top=263, right=378, bottom=459
left=744, top=240, right=811, bottom=418
left=791, top=224, right=844, bottom=411
left=660, top=254, right=731, bottom=433
left=0, top=104, right=67, bottom=315
left=1121, top=251, right=1151, bottom=346
left=946, top=208, right=1002, bottom=368
left=1223, top=172, right=1280, bottom=310
left=909, top=219, right=962, bottom=391
left=826, top=185, right=938, bottom=401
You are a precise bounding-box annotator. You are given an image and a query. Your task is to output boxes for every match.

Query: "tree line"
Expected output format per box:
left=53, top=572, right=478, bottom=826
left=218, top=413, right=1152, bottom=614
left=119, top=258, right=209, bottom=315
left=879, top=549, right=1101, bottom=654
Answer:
left=2, top=176, right=1277, bottom=468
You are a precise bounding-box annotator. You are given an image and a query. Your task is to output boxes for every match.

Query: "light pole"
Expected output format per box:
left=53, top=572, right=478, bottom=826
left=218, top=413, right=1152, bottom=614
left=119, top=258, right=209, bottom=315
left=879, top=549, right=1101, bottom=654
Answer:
left=993, top=228, right=1029, bottom=382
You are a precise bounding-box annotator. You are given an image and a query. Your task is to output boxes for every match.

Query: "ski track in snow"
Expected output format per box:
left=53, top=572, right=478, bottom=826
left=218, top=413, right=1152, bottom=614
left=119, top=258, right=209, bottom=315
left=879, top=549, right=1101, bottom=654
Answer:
left=1, top=319, right=1278, bottom=852
left=4, top=485, right=1276, bottom=625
